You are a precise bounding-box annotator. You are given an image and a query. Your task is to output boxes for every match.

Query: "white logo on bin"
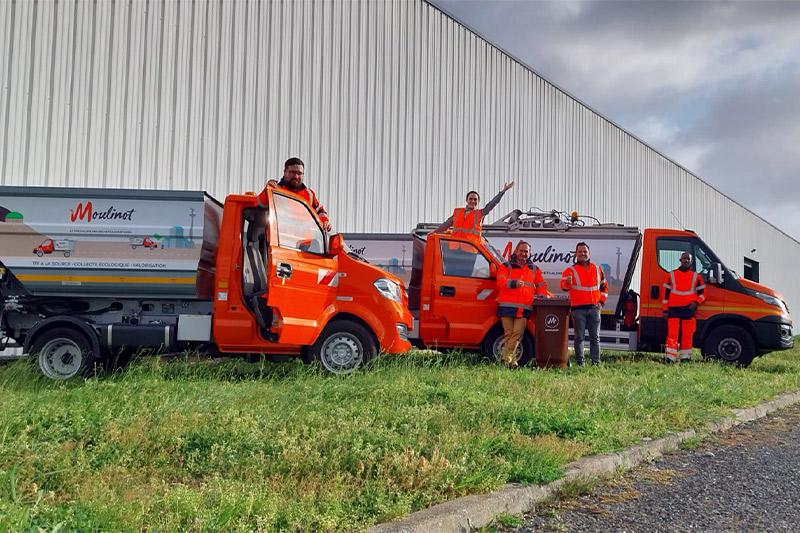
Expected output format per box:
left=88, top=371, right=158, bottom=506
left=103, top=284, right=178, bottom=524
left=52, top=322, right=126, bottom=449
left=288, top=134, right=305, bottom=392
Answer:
left=545, top=314, right=559, bottom=330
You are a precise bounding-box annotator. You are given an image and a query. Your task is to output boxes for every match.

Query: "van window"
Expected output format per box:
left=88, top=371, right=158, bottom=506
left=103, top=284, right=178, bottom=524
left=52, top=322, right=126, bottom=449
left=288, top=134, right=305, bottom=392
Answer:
left=656, top=238, right=692, bottom=272
left=273, top=193, right=325, bottom=254
left=440, top=240, right=491, bottom=278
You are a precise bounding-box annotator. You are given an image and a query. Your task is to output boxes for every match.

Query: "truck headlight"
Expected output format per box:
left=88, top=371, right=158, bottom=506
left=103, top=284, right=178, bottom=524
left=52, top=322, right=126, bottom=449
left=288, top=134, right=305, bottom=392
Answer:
left=754, top=291, right=788, bottom=314
left=374, top=278, right=402, bottom=303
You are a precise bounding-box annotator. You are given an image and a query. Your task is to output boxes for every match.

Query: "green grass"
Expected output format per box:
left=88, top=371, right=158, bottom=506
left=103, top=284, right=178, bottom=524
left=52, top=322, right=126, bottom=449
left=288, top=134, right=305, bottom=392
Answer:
left=1, top=343, right=799, bottom=531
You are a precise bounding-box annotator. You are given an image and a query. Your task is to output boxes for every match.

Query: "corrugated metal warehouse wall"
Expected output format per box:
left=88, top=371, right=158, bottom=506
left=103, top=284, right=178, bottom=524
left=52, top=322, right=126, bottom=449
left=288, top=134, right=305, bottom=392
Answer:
left=1, top=0, right=798, bottom=328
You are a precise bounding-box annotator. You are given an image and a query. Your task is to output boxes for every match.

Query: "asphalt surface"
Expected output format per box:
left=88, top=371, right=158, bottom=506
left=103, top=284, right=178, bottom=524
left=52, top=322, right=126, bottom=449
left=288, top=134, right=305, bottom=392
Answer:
left=505, top=404, right=800, bottom=532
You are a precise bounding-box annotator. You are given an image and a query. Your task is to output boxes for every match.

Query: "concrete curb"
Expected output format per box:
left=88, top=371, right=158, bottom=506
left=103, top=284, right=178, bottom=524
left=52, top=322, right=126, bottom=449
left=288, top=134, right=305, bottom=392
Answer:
left=368, top=389, right=800, bottom=533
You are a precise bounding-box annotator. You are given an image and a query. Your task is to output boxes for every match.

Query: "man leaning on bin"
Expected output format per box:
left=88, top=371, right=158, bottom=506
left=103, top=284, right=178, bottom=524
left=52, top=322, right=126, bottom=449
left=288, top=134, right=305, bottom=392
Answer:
left=496, top=240, right=550, bottom=368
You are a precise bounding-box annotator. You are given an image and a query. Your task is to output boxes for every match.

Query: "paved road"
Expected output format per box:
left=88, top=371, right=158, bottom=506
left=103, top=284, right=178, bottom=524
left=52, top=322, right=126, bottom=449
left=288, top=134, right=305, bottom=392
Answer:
left=506, top=404, right=800, bottom=532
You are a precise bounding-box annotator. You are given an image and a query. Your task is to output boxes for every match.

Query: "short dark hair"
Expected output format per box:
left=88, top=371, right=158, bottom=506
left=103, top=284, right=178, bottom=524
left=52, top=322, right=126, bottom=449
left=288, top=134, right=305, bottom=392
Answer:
left=575, top=242, right=590, bottom=252
left=465, top=190, right=480, bottom=201
left=284, top=157, right=305, bottom=169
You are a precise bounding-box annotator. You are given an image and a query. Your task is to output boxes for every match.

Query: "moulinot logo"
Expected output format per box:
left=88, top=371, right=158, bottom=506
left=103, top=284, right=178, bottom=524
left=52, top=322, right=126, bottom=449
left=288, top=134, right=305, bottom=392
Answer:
left=69, top=201, right=136, bottom=223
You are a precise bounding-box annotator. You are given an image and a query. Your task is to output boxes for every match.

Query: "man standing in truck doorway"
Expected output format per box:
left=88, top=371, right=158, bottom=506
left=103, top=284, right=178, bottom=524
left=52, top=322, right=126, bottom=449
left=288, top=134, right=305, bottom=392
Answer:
left=496, top=240, right=549, bottom=368
left=433, top=181, right=514, bottom=236
left=662, top=251, right=706, bottom=364
left=561, top=242, right=608, bottom=366
left=260, top=157, right=331, bottom=232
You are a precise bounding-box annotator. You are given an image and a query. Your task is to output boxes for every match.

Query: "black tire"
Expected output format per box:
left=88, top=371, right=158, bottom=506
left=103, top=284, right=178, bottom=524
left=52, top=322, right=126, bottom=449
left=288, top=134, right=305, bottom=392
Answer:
left=35, top=250, right=44, bottom=257
left=31, top=327, right=95, bottom=380
left=703, top=325, right=756, bottom=368
left=308, top=320, right=376, bottom=375
left=63, top=251, right=71, bottom=258
left=480, top=323, right=534, bottom=366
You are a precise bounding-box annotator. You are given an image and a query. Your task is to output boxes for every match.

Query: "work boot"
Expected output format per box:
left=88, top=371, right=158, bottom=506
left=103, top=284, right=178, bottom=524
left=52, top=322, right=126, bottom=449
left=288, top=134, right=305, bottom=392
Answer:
left=591, top=360, right=601, bottom=366
left=576, top=360, right=586, bottom=367
left=663, top=357, right=676, bottom=365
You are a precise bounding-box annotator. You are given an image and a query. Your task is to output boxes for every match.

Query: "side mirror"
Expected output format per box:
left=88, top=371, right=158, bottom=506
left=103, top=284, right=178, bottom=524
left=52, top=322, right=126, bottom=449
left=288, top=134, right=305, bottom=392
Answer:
left=489, top=263, right=498, bottom=278
left=709, top=262, right=724, bottom=285
left=328, top=234, right=344, bottom=257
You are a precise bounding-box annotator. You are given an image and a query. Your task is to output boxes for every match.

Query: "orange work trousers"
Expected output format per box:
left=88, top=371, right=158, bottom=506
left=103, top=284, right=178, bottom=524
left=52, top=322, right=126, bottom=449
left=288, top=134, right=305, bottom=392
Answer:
left=666, top=317, right=696, bottom=362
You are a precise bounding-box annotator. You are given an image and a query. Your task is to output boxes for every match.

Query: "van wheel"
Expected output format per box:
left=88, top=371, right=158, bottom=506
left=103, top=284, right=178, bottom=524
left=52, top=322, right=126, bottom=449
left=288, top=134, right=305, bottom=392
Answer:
left=703, top=325, right=755, bottom=368
left=481, top=324, right=534, bottom=366
left=31, top=327, right=95, bottom=380
left=309, top=321, right=376, bottom=375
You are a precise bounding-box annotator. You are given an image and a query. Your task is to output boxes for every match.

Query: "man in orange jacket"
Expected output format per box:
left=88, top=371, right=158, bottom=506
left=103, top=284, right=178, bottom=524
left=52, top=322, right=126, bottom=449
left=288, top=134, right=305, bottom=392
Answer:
left=260, top=157, right=331, bottom=232
left=561, top=242, right=608, bottom=366
left=496, top=240, right=549, bottom=368
left=663, top=251, right=706, bottom=364
left=434, top=181, right=514, bottom=237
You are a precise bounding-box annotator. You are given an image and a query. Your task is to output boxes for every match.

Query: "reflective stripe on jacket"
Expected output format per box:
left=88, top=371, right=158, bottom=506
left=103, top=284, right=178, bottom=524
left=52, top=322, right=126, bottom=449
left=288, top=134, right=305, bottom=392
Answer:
left=663, top=268, right=706, bottom=310
left=560, top=262, right=608, bottom=308
left=452, top=207, right=483, bottom=237
left=497, top=259, right=548, bottom=318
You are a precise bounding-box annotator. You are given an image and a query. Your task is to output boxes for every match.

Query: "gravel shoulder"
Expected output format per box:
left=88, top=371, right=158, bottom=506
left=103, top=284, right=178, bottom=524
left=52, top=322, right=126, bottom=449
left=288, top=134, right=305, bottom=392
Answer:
left=507, top=403, right=800, bottom=532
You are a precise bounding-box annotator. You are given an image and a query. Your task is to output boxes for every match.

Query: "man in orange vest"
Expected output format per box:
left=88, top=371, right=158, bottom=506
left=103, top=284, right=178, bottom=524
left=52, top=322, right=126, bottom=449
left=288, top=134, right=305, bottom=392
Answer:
left=496, top=240, right=549, bottom=368
left=662, top=251, right=706, bottom=364
left=561, top=242, right=608, bottom=366
left=434, top=181, right=514, bottom=237
left=260, top=157, right=331, bottom=232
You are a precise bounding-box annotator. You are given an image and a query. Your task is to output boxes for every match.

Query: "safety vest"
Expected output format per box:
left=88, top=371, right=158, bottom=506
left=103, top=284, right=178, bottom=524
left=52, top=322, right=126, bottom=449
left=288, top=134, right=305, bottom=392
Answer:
left=497, top=260, right=548, bottom=317
left=451, top=207, right=483, bottom=237
left=258, top=182, right=329, bottom=226
left=560, top=262, right=608, bottom=308
left=663, top=268, right=706, bottom=310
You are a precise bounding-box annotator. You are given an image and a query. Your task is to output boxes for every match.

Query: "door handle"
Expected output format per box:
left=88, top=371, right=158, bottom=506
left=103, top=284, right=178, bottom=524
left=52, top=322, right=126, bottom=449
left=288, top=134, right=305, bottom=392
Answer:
left=277, top=262, right=293, bottom=279
left=439, top=286, right=456, bottom=297
left=650, top=285, right=659, bottom=299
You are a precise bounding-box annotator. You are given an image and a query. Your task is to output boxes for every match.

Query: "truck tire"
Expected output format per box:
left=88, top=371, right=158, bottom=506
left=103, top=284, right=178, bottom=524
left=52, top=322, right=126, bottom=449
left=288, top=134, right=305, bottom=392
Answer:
left=31, top=327, right=96, bottom=380
left=481, top=324, right=534, bottom=366
left=35, top=250, right=44, bottom=257
left=63, top=251, right=71, bottom=258
left=703, top=325, right=756, bottom=368
left=308, top=320, right=376, bottom=375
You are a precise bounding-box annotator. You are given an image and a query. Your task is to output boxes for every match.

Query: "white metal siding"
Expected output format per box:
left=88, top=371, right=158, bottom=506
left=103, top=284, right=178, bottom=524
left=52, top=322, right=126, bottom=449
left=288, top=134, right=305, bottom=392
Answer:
left=1, top=0, right=798, bottom=329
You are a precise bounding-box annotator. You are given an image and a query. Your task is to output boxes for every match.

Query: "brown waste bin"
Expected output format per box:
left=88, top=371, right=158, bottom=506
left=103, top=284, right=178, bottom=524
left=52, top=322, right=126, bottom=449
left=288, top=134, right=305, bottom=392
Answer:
left=533, top=296, right=571, bottom=368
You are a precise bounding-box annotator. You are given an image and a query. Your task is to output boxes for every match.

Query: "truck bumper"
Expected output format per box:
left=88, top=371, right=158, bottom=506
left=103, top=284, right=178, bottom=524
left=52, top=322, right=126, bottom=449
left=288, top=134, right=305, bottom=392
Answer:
left=382, top=322, right=412, bottom=354
left=754, top=317, right=794, bottom=351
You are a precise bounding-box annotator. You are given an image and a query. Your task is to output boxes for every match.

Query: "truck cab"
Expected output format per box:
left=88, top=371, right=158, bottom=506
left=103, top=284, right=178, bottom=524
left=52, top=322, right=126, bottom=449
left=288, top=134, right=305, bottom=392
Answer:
left=211, top=188, right=412, bottom=373
left=638, top=228, right=793, bottom=366
left=409, top=231, right=537, bottom=363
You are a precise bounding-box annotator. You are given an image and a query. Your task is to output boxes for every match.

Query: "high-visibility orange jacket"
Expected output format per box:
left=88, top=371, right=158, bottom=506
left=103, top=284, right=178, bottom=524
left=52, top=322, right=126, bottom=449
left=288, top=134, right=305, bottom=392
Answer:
left=451, top=207, right=483, bottom=237
left=497, top=258, right=549, bottom=318
left=560, top=262, right=608, bottom=309
left=662, top=268, right=706, bottom=311
left=258, top=181, right=329, bottom=227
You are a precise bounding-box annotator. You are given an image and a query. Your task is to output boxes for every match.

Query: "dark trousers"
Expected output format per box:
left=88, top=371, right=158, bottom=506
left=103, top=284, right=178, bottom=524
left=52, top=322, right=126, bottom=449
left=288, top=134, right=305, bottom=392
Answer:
left=572, top=306, right=601, bottom=364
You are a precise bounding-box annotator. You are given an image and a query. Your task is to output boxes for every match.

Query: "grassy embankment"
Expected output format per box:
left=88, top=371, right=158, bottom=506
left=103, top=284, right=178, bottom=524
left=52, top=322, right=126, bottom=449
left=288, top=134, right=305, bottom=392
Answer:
left=1, top=343, right=798, bottom=531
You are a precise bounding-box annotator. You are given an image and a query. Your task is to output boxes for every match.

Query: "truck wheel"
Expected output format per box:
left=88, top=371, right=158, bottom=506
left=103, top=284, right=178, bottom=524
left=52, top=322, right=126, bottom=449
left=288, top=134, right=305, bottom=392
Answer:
left=481, top=324, right=534, bottom=366
left=31, top=327, right=95, bottom=380
left=64, top=251, right=71, bottom=258
left=703, top=325, right=756, bottom=368
left=36, top=250, right=44, bottom=257
left=309, top=320, right=376, bottom=375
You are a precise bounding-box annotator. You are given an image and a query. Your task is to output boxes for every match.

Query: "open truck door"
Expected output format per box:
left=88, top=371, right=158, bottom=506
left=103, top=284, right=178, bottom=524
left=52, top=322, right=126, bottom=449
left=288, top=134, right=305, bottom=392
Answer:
left=265, top=189, right=337, bottom=345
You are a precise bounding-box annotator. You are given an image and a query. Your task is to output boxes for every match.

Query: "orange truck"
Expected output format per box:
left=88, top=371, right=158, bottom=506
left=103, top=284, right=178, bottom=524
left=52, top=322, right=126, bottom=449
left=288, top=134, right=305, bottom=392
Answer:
left=344, top=209, right=794, bottom=367
left=0, top=186, right=411, bottom=379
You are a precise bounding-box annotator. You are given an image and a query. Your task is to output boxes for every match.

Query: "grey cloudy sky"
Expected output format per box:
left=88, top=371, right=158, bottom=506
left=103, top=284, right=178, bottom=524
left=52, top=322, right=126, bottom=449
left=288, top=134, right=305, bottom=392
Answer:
left=431, top=0, right=800, bottom=240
